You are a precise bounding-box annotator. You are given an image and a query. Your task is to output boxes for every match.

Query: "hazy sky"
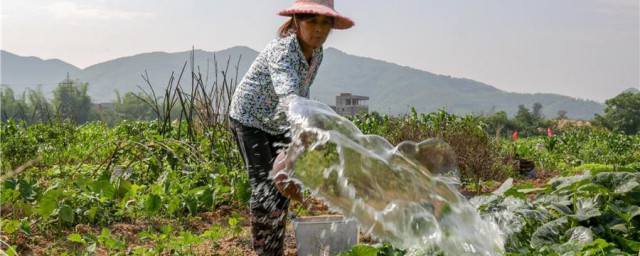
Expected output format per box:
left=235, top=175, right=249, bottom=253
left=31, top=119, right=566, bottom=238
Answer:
left=2, top=0, right=639, bottom=102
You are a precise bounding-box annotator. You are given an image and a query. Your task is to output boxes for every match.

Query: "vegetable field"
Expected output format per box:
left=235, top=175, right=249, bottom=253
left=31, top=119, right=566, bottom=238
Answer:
left=1, top=110, right=639, bottom=255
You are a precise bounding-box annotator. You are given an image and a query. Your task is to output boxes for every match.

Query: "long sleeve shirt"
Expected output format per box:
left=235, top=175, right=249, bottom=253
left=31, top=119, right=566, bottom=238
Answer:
left=229, top=33, right=323, bottom=135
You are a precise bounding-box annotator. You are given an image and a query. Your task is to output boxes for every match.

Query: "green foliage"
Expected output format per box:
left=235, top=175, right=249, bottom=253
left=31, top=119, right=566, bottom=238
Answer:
left=52, top=78, right=95, bottom=123
left=565, top=163, right=613, bottom=176
left=339, top=243, right=406, bottom=256
left=25, top=87, right=53, bottom=123
left=481, top=110, right=517, bottom=137
left=1, top=86, right=23, bottom=122
left=0, top=119, right=244, bottom=250
left=350, top=108, right=510, bottom=186
left=0, top=119, right=38, bottom=170
left=510, top=126, right=639, bottom=172
left=473, top=171, right=640, bottom=255
left=351, top=168, right=638, bottom=254
left=2, top=100, right=639, bottom=255
left=510, top=103, right=553, bottom=137
left=1, top=86, right=52, bottom=124
left=101, top=91, right=157, bottom=124
left=514, top=104, right=538, bottom=135
left=594, top=91, right=640, bottom=135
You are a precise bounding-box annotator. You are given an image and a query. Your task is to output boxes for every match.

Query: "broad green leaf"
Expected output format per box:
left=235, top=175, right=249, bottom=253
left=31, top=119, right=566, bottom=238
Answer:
left=91, top=180, right=115, bottom=199
left=548, top=173, right=591, bottom=191
left=577, top=183, right=608, bottom=194
left=592, top=172, right=640, bottom=194
left=617, top=237, right=640, bottom=253
left=201, top=188, right=214, bottom=208
left=19, top=219, right=31, bottom=235
left=623, top=191, right=640, bottom=205
left=17, top=179, right=35, bottom=201
left=339, top=244, right=379, bottom=256
left=59, top=204, right=75, bottom=223
left=217, top=164, right=228, bottom=175
left=608, top=200, right=640, bottom=223
left=563, top=226, right=593, bottom=248
left=144, top=194, right=162, bottom=214
left=3, top=219, right=20, bottom=234
left=100, top=227, right=111, bottom=238
left=3, top=178, right=17, bottom=190
left=85, top=207, right=98, bottom=222
left=115, top=180, right=132, bottom=198
left=609, top=223, right=629, bottom=233
left=185, top=196, right=197, bottom=216
left=0, top=189, right=20, bottom=204
left=531, top=217, right=569, bottom=249
left=548, top=202, right=573, bottom=216
left=5, top=245, right=18, bottom=256
left=37, top=187, right=61, bottom=218
left=68, top=233, right=86, bottom=245
left=602, top=212, right=627, bottom=233
left=569, top=198, right=601, bottom=221
left=166, top=196, right=180, bottom=215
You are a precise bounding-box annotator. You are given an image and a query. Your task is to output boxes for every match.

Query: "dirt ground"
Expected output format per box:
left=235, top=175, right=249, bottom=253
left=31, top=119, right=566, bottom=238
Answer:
left=0, top=197, right=335, bottom=255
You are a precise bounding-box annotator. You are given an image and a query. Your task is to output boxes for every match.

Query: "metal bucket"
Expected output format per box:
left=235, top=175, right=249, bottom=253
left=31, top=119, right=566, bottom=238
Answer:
left=292, top=215, right=359, bottom=256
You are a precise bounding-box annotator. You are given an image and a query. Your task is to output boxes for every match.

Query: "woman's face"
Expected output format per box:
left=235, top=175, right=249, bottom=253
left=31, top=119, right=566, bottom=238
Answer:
left=297, top=14, right=333, bottom=51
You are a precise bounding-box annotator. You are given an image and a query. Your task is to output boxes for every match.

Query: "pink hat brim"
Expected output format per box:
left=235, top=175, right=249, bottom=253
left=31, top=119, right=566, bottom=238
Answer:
left=278, top=4, right=354, bottom=30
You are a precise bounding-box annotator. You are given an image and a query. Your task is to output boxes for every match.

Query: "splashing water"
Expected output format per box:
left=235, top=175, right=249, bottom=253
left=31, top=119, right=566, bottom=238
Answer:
left=280, top=96, right=505, bottom=255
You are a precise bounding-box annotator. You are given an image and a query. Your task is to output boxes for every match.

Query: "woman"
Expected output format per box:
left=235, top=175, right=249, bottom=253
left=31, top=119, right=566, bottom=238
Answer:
left=228, top=0, right=353, bottom=255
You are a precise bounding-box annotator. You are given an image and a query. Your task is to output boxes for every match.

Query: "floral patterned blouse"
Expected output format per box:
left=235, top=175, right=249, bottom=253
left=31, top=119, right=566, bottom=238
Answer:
left=229, top=33, right=323, bottom=135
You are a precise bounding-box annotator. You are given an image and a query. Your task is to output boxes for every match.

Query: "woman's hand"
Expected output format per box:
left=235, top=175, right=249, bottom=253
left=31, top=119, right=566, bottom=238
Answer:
left=272, top=152, right=303, bottom=202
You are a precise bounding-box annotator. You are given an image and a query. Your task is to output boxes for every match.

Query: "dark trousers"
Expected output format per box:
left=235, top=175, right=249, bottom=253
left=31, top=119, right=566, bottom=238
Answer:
left=229, top=118, right=290, bottom=256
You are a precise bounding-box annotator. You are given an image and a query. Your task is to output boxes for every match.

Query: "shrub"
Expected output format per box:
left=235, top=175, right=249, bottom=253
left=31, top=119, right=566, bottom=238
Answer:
left=564, top=163, right=614, bottom=176
left=350, top=109, right=511, bottom=187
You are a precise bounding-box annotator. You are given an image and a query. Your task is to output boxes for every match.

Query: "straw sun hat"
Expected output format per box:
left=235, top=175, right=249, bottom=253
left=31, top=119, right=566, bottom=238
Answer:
left=278, top=0, right=354, bottom=29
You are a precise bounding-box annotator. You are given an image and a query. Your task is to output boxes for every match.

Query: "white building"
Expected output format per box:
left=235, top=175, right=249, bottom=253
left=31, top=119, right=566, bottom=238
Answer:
left=333, top=93, right=369, bottom=116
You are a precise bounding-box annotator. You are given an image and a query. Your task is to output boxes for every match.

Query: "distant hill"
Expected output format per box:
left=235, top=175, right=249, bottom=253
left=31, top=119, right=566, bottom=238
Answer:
left=622, top=87, right=639, bottom=94
left=1, top=50, right=80, bottom=96
left=315, top=48, right=604, bottom=119
left=2, top=48, right=606, bottom=120
left=72, top=46, right=258, bottom=101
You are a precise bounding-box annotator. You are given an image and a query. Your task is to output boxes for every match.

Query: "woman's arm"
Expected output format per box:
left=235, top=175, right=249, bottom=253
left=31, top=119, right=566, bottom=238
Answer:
left=272, top=151, right=303, bottom=202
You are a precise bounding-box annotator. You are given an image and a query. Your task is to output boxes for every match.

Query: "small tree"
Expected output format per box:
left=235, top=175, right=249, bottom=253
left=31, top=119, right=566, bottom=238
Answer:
left=26, top=87, right=52, bottom=123
left=556, top=109, right=568, bottom=120
left=481, top=110, right=516, bottom=138
left=594, top=92, right=640, bottom=135
left=52, top=77, right=94, bottom=123
left=532, top=102, right=544, bottom=119
left=0, top=86, right=27, bottom=122
left=513, top=104, right=539, bottom=136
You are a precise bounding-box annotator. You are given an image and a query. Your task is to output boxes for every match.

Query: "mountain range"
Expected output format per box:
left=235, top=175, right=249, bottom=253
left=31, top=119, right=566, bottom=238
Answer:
left=1, top=48, right=617, bottom=120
